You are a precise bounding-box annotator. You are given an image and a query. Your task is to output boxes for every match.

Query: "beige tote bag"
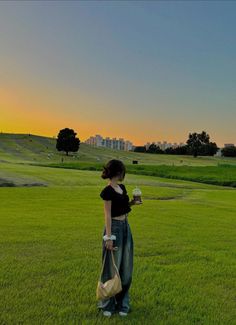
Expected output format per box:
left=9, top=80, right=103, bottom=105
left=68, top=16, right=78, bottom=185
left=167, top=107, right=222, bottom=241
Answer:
left=96, top=248, right=122, bottom=300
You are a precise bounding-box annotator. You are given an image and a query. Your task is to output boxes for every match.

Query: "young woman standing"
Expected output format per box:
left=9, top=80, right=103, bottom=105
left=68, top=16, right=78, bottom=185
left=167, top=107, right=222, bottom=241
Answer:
left=97, top=159, right=142, bottom=317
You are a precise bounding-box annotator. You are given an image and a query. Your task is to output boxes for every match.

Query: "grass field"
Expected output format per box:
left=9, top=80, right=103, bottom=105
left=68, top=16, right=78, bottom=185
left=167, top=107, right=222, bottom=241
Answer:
left=1, top=132, right=236, bottom=166
left=0, top=134, right=236, bottom=324
left=37, top=161, right=236, bottom=188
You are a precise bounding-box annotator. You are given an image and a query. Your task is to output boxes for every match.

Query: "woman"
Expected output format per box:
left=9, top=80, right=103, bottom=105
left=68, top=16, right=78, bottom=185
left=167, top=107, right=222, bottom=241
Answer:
left=97, top=159, right=142, bottom=317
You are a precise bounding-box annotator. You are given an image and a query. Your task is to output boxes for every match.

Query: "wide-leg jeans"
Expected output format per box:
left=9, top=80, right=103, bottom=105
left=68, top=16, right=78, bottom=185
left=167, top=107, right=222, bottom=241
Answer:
left=97, top=217, right=134, bottom=314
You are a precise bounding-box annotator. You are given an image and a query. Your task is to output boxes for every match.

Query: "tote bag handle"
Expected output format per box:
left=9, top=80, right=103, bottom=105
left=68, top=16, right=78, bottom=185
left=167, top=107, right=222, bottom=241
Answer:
left=99, top=249, right=119, bottom=281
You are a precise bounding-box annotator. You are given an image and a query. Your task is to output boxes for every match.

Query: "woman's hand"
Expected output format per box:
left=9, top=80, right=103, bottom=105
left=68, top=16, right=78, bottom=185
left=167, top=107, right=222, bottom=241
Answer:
left=105, top=239, right=115, bottom=250
left=129, top=199, right=143, bottom=206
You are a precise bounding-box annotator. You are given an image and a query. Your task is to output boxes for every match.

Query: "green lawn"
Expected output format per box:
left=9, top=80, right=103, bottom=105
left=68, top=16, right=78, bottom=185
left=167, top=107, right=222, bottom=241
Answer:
left=38, top=161, right=236, bottom=188
left=1, top=132, right=236, bottom=166
left=0, top=160, right=236, bottom=324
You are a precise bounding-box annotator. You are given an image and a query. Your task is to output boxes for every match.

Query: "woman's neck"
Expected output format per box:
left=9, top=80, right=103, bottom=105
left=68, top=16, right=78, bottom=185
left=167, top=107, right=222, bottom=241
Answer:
left=109, top=180, right=119, bottom=187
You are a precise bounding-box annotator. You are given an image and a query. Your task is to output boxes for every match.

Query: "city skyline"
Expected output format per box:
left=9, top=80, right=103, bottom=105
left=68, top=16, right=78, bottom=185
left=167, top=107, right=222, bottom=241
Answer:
left=84, top=133, right=185, bottom=150
left=1, top=130, right=221, bottom=149
left=1, top=2, right=236, bottom=147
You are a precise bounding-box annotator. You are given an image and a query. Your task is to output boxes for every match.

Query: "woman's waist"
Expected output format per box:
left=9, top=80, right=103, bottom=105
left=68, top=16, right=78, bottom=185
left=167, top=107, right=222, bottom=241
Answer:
left=112, top=212, right=129, bottom=220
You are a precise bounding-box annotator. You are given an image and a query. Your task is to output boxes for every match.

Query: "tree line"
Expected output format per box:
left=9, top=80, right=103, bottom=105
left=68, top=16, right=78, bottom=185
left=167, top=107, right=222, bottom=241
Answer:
left=134, top=131, right=236, bottom=158
left=55, top=128, right=236, bottom=158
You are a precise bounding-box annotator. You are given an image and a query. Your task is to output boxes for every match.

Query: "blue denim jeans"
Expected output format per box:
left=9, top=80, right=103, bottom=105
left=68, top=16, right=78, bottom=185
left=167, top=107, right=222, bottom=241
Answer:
left=97, top=217, right=134, bottom=314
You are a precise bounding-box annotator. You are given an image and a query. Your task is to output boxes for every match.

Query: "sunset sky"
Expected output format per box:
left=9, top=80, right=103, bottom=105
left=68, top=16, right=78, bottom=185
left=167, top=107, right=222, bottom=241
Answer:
left=1, top=1, right=236, bottom=146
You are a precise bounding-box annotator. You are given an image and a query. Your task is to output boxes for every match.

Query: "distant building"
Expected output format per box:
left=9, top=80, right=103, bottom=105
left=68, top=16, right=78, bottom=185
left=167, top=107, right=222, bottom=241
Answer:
left=84, top=134, right=134, bottom=151
left=224, top=143, right=235, bottom=148
left=215, top=148, right=222, bottom=157
left=145, top=141, right=185, bottom=150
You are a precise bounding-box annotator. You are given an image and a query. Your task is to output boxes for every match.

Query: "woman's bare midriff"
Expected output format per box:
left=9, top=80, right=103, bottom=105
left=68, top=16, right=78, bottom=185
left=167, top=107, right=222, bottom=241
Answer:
left=112, top=213, right=128, bottom=220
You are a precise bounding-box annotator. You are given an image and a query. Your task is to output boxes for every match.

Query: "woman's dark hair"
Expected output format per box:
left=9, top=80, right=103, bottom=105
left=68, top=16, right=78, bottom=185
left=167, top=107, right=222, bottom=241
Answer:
left=101, top=159, right=126, bottom=180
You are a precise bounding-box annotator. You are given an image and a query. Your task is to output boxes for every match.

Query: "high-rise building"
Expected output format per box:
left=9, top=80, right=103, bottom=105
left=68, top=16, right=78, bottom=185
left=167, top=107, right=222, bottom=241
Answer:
left=144, top=141, right=185, bottom=150
left=84, top=134, right=134, bottom=151
left=224, top=143, right=235, bottom=147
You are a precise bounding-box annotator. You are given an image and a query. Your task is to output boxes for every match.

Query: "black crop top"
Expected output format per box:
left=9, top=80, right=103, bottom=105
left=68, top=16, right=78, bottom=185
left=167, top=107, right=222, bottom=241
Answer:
left=100, top=184, right=132, bottom=218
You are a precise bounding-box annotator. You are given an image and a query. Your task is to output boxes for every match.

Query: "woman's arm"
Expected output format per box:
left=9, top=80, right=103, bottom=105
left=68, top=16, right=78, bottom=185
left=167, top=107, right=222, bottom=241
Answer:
left=103, top=200, right=115, bottom=250
left=129, top=200, right=134, bottom=206
left=104, top=200, right=112, bottom=236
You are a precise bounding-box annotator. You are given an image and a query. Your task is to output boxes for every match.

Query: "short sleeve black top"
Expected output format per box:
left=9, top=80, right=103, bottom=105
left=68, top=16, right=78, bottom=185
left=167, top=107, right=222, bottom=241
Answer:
left=100, top=184, right=132, bottom=218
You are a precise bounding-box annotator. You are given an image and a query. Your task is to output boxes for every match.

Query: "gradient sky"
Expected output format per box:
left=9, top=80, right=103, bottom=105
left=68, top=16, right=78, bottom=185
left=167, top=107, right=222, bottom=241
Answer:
left=1, top=1, right=236, bottom=146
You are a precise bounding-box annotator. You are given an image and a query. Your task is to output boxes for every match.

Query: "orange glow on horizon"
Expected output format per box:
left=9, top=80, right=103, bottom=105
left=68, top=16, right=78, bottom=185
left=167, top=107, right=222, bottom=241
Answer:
left=0, top=86, right=224, bottom=147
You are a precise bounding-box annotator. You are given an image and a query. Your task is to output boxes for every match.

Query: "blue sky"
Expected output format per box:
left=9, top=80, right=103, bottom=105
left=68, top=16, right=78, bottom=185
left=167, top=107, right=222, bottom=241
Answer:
left=1, top=1, right=236, bottom=146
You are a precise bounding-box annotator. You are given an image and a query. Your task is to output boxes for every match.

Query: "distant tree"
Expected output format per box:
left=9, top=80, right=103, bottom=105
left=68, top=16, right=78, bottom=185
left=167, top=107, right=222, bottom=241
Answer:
left=199, top=130, right=210, bottom=144
left=187, top=132, right=203, bottom=157
left=56, top=128, right=80, bottom=156
left=146, top=143, right=158, bottom=153
left=134, top=146, right=146, bottom=153
left=174, top=145, right=188, bottom=155
left=146, top=143, right=164, bottom=154
left=164, top=146, right=181, bottom=155
left=165, top=146, right=189, bottom=155
left=186, top=131, right=219, bottom=157
left=200, top=142, right=219, bottom=156
left=221, top=146, right=236, bottom=157
left=156, top=145, right=164, bottom=154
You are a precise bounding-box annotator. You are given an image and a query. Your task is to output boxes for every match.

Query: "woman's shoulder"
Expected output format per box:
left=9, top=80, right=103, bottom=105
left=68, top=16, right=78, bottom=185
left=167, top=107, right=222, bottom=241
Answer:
left=100, top=185, right=113, bottom=200
left=100, top=185, right=113, bottom=193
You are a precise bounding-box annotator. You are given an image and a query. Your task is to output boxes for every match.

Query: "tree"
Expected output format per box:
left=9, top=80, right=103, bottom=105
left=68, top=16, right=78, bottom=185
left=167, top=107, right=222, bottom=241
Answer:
left=147, top=143, right=158, bottom=154
left=186, top=131, right=219, bottom=157
left=221, top=146, right=236, bottom=157
left=164, top=147, right=175, bottom=154
left=156, top=145, right=164, bottom=154
left=200, top=142, right=219, bottom=156
left=134, top=146, right=146, bottom=153
left=146, top=143, right=164, bottom=154
left=199, top=131, right=210, bottom=144
left=164, top=145, right=188, bottom=155
left=56, top=128, right=80, bottom=156
left=174, top=145, right=188, bottom=155
left=187, top=132, right=202, bottom=157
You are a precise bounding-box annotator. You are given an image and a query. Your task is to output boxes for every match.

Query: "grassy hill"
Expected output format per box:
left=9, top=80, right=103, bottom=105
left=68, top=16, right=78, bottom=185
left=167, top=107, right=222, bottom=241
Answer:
left=1, top=132, right=236, bottom=188
left=0, top=132, right=236, bottom=166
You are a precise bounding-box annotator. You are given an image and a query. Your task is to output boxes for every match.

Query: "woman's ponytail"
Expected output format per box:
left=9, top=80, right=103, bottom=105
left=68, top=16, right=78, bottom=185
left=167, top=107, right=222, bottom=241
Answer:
left=101, top=166, right=110, bottom=179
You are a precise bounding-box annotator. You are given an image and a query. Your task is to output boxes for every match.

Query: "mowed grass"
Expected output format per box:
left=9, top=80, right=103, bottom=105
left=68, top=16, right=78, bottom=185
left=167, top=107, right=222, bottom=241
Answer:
left=39, top=161, right=236, bottom=188
left=0, top=162, right=236, bottom=324
left=1, top=132, right=236, bottom=167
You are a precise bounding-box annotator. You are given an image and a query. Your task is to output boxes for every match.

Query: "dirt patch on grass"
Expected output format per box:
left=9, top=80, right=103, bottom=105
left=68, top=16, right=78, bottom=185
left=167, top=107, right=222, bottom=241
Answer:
left=142, top=195, right=184, bottom=200
left=0, top=177, right=47, bottom=187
